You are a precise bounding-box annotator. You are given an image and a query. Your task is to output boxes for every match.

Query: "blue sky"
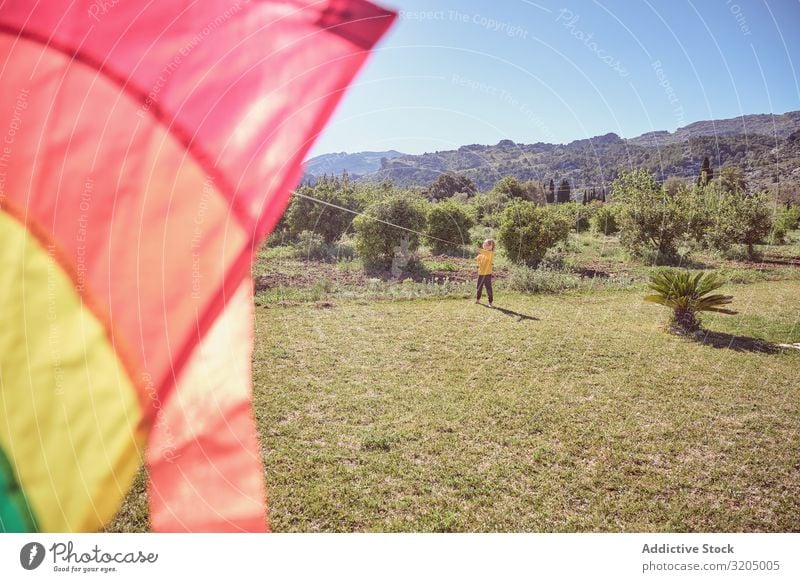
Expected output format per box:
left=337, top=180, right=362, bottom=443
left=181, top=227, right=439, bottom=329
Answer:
left=309, top=0, right=800, bottom=156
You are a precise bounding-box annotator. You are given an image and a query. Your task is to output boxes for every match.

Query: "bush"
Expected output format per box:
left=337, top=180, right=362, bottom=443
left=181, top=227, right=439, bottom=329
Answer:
left=285, top=181, right=365, bottom=243
left=425, top=200, right=476, bottom=254
left=771, top=205, right=800, bottom=244
left=498, top=201, right=571, bottom=266
left=699, top=183, right=741, bottom=252
left=736, top=193, right=774, bottom=257
left=557, top=202, right=596, bottom=232
left=291, top=231, right=354, bottom=261
left=785, top=205, right=800, bottom=230
left=354, top=195, right=427, bottom=267
left=590, top=203, right=621, bottom=235
left=612, top=169, right=691, bottom=262
left=471, top=191, right=510, bottom=227
left=470, top=224, right=497, bottom=248
left=522, top=180, right=547, bottom=204
left=492, top=176, right=526, bottom=199
left=293, top=230, right=328, bottom=260
left=507, top=266, right=581, bottom=294
left=425, top=172, right=477, bottom=200
left=716, top=164, right=748, bottom=195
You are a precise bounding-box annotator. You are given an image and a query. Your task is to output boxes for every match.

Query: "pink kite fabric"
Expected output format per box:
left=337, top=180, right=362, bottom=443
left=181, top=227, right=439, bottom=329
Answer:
left=0, top=0, right=394, bottom=531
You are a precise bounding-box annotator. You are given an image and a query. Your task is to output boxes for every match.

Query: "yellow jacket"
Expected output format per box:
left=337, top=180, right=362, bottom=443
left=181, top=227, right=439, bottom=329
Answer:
left=476, top=249, right=494, bottom=275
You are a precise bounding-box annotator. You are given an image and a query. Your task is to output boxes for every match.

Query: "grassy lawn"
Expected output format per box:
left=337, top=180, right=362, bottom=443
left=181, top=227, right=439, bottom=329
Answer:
left=108, top=257, right=799, bottom=533
left=252, top=280, right=800, bottom=532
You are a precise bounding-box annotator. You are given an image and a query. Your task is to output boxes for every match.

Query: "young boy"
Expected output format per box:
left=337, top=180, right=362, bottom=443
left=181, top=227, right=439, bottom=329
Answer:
left=475, top=239, right=495, bottom=306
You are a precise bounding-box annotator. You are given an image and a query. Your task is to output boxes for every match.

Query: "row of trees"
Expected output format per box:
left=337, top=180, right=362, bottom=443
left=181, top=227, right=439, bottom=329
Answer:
left=276, top=164, right=796, bottom=269
left=612, top=168, right=773, bottom=261
left=425, top=172, right=610, bottom=205
left=278, top=176, right=476, bottom=265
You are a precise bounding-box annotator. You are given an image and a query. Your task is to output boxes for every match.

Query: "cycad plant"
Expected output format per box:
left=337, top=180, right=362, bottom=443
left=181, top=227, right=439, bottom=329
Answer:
left=645, top=270, right=737, bottom=333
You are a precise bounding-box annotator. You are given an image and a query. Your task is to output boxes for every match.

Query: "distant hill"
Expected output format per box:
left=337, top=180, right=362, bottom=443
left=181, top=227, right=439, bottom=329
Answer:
left=349, top=110, right=800, bottom=198
left=304, top=150, right=405, bottom=178
left=627, top=110, right=800, bottom=147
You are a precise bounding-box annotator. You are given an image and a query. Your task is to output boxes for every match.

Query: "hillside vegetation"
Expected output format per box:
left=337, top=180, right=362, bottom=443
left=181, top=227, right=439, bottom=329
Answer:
left=305, top=110, right=800, bottom=203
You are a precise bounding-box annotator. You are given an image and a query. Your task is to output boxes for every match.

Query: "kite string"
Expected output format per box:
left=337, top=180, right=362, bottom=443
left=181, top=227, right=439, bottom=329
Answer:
left=291, top=191, right=470, bottom=249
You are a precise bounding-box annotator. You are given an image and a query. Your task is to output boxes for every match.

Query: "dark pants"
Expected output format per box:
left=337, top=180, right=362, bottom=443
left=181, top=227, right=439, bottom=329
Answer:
left=476, top=274, right=493, bottom=303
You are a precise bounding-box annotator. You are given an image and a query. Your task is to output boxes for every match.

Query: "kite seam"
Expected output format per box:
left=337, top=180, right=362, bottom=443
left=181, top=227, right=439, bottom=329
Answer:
left=0, top=24, right=253, bottom=235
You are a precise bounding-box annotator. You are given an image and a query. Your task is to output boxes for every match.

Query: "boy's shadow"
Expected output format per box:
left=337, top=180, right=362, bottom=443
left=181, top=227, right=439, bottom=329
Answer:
left=481, top=304, right=539, bottom=322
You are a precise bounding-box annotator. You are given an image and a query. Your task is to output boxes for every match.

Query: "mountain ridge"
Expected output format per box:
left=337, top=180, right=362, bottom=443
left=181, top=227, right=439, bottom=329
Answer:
left=304, top=110, right=800, bottom=196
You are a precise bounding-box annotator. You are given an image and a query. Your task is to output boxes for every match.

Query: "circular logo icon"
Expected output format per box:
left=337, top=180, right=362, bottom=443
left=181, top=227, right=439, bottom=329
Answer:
left=20, top=542, right=46, bottom=570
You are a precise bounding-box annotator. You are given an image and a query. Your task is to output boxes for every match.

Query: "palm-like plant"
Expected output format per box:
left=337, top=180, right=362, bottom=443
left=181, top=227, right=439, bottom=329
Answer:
left=645, top=270, right=737, bottom=333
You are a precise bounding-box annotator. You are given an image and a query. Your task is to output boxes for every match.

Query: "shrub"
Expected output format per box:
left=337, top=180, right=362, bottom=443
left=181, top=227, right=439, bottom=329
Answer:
left=425, top=172, right=477, bottom=200
left=681, top=184, right=713, bottom=243
left=522, top=180, right=547, bottom=204
left=785, top=205, right=800, bottom=230
left=471, top=191, right=510, bottom=227
left=291, top=231, right=354, bottom=261
left=425, top=200, right=476, bottom=254
left=498, top=202, right=571, bottom=266
left=770, top=205, right=800, bottom=244
left=285, top=182, right=365, bottom=243
left=293, top=230, right=328, bottom=260
left=612, top=169, right=690, bottom=262
left=735, top=193, right=773, bottom=257
left=697, top=181, right=772, bottom=257
left=354, top=195, right=427, bottom=267
left=557, top=201, right=595, bottom=232
left=492, top=176, right=526, bottom=199
left=716, top=164, right=748, bottom=195
left=470, top=224, right=497, bottom=248
left=590, top=203, right=620, bottom=235
left=663, top=176, right=688, bottom=197
left=700, top=183, right=741, bottom=252
left=507, top=266, right=581, bottom=294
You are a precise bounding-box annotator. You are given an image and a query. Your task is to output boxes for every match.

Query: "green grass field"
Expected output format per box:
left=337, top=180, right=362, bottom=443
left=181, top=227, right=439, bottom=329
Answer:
left=108, top=235, right=800, bottom=533
left=249, top=280, right=799, bottom=532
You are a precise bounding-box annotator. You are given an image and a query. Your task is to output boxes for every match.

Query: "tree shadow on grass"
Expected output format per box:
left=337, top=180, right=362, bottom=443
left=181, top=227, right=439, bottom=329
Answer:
left=695, top=329, right=780, bottom=354
left=481, top=303, right=539, bottom=322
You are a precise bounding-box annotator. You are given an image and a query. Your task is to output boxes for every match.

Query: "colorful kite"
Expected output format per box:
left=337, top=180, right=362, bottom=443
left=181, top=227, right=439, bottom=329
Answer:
left=0, top=0, right=394, bottom=532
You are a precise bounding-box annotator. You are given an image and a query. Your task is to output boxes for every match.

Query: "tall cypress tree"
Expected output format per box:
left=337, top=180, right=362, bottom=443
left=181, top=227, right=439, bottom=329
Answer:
left=698, top=156, right=713, bottom=186
left=556, top=179, right=571, bottom=203
left=546, top=179, right=555, bottom=204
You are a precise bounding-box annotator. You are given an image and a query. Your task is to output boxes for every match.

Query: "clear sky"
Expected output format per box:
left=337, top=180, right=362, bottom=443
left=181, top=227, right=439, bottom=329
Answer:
left=309, top=0, right=800, bottom=157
